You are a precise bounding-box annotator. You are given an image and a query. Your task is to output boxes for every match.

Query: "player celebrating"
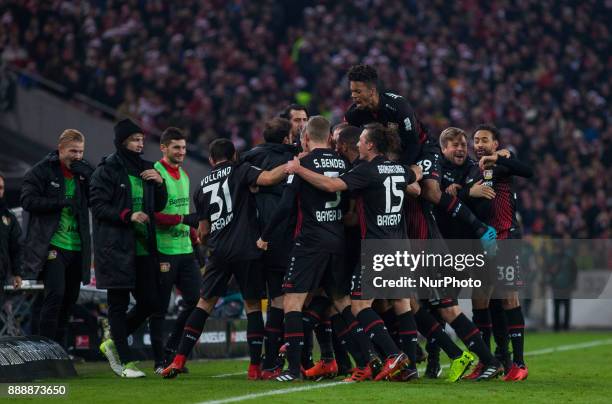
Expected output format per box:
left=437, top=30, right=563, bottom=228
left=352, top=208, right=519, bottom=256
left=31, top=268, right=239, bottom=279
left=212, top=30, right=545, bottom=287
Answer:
left=344, top=64, right=497, bottom=253
left=241, top=117, right=296, bottom=379
left=464, top=124, right=533, bottom=381
left=434, top=127, right=512, bottom=379
left=161, top=139, right=287, bottom=379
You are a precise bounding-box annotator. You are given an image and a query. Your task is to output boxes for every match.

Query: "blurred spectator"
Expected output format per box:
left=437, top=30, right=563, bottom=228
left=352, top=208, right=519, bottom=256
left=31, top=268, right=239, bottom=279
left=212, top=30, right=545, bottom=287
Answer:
left=0, top=0, right=609, bottom=238
left=547, top=240, right=578, bottom=331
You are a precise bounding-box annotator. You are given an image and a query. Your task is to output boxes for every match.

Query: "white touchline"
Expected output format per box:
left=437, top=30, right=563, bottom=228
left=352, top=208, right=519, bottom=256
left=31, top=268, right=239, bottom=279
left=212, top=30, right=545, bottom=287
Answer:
left=211, top=371, right=250, bottom=378
left=199, top=337, right=612, bottom=404
left=199, top=381, right=351, bottom=404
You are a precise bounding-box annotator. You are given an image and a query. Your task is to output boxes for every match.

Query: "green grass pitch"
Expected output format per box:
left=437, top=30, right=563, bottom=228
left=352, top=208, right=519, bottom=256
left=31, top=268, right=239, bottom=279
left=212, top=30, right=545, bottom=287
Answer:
left=20, top=331, right=612, bottom=403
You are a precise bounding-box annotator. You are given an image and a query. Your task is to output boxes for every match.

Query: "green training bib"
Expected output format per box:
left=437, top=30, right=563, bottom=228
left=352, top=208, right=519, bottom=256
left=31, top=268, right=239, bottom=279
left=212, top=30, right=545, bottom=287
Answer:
left=154, top=161, right=193, bottom=255
left=129, top=175, right=148, bottom=256
left=50, top=176, right=81, bottom=251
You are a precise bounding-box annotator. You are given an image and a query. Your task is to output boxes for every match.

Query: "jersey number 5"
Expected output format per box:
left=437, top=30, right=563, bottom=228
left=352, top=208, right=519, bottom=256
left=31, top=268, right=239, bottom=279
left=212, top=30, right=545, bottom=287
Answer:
left=324, top=171, right=341, bottom=208
left=203, top=179, right=233, bottom=221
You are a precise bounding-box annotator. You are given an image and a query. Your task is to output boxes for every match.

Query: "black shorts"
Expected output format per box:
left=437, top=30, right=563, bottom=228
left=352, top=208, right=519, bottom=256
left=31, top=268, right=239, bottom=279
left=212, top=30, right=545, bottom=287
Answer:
left=491, top=239, right=523, bottom=293
left=350, top=262, right=365, bottom=300
left=282, top=246, right=345, bottom=294
left=265, top=267, right=285, bottom=300
left=200, top=257, right=264, bottom=301
left=158, top=253, right=201, bottom=308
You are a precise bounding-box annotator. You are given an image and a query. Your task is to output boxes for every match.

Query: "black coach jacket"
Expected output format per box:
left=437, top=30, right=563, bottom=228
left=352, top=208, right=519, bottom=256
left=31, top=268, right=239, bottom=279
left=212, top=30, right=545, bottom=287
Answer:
left=19, top=151, right=92, bottom=284
left=90, top=152, right=167, bottom=289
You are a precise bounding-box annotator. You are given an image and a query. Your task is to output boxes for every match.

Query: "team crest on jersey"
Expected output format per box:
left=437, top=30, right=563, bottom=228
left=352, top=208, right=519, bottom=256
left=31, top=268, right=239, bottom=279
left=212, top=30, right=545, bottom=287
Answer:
left=160, top=262, right=171, bottom=273
left=483, top=169, right=493, bottom=180
left=1, top=215, right=9, bottom=226
left=47, top=250, right=58, bottom=260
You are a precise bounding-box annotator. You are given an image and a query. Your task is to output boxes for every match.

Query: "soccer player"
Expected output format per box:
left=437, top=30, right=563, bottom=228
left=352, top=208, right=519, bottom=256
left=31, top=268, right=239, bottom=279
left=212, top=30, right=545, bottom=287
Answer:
left=344, top=64, right=497, bottom=253
left=161, top=138, right=287, bottom=379
left=91, top=119, right=167, bottom=378
left=280, top=104, right=309, bottom=146
left=286, top=123, right=422, bottom=382
left=334, top=125, right=361, bottom=166
left=256, top=116, right=349, bottom=381
left=402, top=126, right=503, bottom=382
left=464, top=124, right=534, bottom=381
left=434, top=127, right=512, bottom=379
left=327, top=124, right=375, bottom=378
left=241, top=117, right=296, bottom=379
left=20, top=129, right=93, bottom=348
left=330, top=122, right=349, bottom=151
left=144, top=127, right=201, bottom=374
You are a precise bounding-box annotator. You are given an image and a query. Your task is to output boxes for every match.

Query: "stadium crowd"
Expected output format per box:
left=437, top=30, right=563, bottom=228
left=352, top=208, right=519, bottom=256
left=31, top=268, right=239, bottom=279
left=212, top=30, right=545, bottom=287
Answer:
left=0, top=0, right=610, bottom=238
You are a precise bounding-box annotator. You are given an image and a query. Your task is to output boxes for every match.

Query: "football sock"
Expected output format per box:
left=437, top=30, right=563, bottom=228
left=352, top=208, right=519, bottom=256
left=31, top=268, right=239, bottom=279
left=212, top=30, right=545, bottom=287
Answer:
left=505, top=306, right=525, bottom=366
left=177, top=307, right=209, bottom=357
left=263, top=307, right=284, bottom=369
left=246, top=311, right=264, bottom=365
left=284, top=311, right=304, bottom=376
left=472, top=308, right=493, bottom=351
left=356, top=308, right=401, bottom=357
left=415, top=308, right=462, bottom=359
left=450, top=313, right=497, bottom=366
left=396, top=311, right=418, bottom=369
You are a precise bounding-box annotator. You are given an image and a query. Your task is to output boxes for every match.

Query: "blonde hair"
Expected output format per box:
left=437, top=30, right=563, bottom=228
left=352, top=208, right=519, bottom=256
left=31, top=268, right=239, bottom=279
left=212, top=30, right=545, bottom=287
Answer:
left=439, top=127, right=466, bottom=148
left=305, top=116, right=330, bottom=142
left=59, top=129, right=85, bottom=146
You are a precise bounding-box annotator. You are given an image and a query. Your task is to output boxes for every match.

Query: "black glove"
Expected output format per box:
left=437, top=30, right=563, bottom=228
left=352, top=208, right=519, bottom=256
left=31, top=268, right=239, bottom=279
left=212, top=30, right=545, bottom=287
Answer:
left=182, top=212, right=199, bottom=228
left=70, top=159, right=94, bottom=179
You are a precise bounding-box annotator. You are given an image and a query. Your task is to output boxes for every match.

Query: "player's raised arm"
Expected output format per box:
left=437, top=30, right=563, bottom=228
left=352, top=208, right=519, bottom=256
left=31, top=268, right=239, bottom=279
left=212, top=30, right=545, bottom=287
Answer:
left=288, top=157, right=348, bottom=193
left=495, top=155, right=534, bottom=178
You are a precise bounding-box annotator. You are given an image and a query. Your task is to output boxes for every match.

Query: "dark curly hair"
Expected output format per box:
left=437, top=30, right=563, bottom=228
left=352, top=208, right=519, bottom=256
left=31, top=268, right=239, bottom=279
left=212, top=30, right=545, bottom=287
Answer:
left=347, top=64, right=378, bottom=87
left=472, top=124, right=500, bottom=141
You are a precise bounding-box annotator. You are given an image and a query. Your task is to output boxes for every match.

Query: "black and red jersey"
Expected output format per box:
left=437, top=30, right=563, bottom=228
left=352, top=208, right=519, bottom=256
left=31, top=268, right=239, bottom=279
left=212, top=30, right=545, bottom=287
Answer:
left=262, top=148, right=348, bottom=254
left=194, top=161, right=262, bottom=262
left=434, top=156, right=477, bottom=239
left=464, top=155, right=533, bottom=239
left=340, top=155, right=416, bottom=239
left=344, top=92, right=431, bottom=165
